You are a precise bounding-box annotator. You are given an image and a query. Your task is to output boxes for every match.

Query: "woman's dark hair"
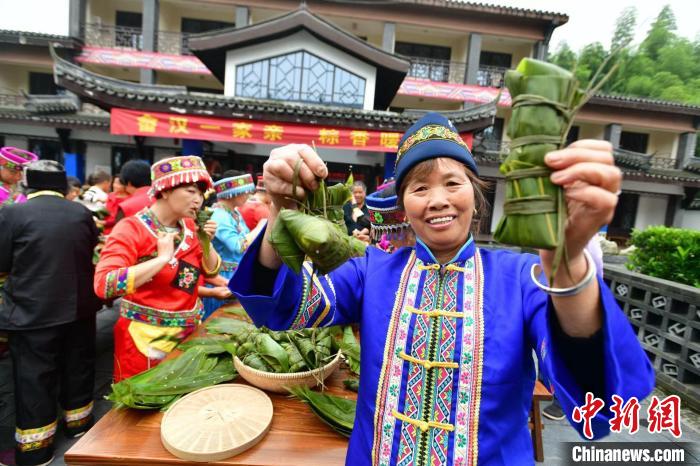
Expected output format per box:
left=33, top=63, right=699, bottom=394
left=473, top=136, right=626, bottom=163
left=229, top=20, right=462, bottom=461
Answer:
left=119, top=160, right=151, bottom=188
left=397, top=158, right=491, bottom=232
left=89, top=170, right=111, bottom=186
left=66, top=176, right=82, bottom=190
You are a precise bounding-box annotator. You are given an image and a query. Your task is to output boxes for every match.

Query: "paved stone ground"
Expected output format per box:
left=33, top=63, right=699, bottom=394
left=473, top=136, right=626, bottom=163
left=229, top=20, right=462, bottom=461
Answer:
left=1, top=303, right=699, bottom=465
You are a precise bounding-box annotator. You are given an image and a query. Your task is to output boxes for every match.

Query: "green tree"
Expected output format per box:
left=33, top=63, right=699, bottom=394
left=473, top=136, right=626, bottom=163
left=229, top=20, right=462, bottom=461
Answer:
left=641, top=4, right=677, bottom=61
left=549, top=42, right=576, bottom=71
left=547, top=5, right=700, bottom=105
left=658, top=39, right=698, bottom=81
left=611, top=6, right=637, bottom=50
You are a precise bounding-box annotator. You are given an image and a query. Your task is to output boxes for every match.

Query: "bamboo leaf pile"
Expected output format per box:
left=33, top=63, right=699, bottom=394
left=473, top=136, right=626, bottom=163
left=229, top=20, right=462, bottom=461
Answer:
left=288, top=386, right=356, bottom=438
left=106, top=347, right=237, bottom=411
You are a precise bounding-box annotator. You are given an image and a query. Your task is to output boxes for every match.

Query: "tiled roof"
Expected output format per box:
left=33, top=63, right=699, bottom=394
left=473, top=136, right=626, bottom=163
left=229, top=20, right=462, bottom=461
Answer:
left=23, top=93, right=81, bottom=114
left=0, top=108, right=109, bottom=129
left=52, top=48, right=496, bottom=132
left=589, top=94, right=700, bottom=116
left=421, top=1, right=568, bottom=22
left=0, top=29, right=79, bottom=48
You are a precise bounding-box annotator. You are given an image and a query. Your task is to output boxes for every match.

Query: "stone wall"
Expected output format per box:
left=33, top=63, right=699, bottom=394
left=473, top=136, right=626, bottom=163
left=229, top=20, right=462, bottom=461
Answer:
left=604, top=264, right=700, bottom=410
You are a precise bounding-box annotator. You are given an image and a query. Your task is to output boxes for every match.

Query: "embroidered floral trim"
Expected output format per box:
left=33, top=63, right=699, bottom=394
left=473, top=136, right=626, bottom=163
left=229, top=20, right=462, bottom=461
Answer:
left=395, top=124, right=471, bottom=168
left=452, top=250, right=485, bottom=466
left=17, top=437, right=54, bottom=452
left=214, top=174, right=255, bottom=198
left=371, top=251, right=418, bottom=466
left=120, top=299, right=203, bottom=327
left=15, top=420, right=57, bottom=444
left=64, top=401, right=93, bottom=422
left=371, top=251, right=484, bottom=466
left=290, top=263, right=332, bottom=329
left=104, top=267, right=135, bottom=299
left=221, top=260, right=239, bottom=273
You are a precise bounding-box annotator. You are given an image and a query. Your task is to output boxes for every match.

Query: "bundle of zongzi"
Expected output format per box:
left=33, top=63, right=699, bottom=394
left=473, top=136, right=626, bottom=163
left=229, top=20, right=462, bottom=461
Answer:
left=269, top=171, right=366, bottom=275
left=494, top=57, right=615, bottom=277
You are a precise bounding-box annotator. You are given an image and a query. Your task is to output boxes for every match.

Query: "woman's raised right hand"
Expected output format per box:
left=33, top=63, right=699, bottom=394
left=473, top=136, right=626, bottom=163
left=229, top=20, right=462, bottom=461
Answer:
left=262, top=144, right=328, bottom=209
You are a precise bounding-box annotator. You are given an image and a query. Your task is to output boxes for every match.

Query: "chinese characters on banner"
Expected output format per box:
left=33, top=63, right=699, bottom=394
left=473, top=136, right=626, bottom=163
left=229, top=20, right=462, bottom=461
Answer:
left=572, top=392, right=682, bottom=439
left=111, top=108, right=474, bottom=152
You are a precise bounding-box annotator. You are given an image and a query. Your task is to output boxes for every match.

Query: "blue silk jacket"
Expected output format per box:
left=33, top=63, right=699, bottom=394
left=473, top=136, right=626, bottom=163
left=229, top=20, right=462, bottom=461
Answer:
left=230, top=230, right=654, bottom=466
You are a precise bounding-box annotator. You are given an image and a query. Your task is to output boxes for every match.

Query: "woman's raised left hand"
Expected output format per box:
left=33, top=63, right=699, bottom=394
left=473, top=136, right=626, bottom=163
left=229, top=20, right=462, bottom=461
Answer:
left=544, top=139, right=621, bottom=257
left=202, top=219, right=217, bottom=240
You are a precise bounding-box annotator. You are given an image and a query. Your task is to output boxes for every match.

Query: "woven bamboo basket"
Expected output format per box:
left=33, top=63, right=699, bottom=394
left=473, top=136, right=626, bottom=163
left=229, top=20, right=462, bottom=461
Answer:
left=160, top=384, right=273, bottom=462
left=233, top=351, right=342, bottom=394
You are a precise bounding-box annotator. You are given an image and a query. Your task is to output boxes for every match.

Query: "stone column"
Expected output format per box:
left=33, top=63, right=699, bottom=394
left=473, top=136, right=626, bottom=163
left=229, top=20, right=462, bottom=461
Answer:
left=604, top=123, right=622, bottom=149
left=465, top=33, right=481, bottom=85
left=140, top=0, right=159, bottom=85
left=235, top=6, right=249, bottom=28
left=533, top=41, right=548, bottom=60
left=676, top=132, right=698, bottom=169
left=382, top=22, right=395, bottom=53
left=68, top=0, right=86, bottom=39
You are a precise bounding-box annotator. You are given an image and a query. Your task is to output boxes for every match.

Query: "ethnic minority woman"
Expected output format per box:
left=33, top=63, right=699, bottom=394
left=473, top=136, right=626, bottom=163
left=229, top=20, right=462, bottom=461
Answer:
left=0, top=147, right=38, bottom=208
left=366, top=180, right=414, bottom=253
left=230, top=113, right=654, bottom=465
left=94, top=156, right=221, bottom=382
left=201, top=172, right=257, bottom=318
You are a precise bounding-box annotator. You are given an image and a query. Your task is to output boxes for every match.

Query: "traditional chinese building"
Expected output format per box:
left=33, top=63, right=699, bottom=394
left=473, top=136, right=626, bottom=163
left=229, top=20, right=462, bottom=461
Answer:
left=1, top=0, right=699, bottom=237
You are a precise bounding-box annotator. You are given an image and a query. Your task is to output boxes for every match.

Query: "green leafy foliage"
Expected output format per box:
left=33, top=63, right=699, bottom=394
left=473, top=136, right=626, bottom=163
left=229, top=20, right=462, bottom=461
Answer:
left=548, top=5, right=700, bottom=105
left=288, top=386, right=356, bottom=437
left=627, top=226, right=700, bottom=287
left=106, top=348, right=237, bottom=411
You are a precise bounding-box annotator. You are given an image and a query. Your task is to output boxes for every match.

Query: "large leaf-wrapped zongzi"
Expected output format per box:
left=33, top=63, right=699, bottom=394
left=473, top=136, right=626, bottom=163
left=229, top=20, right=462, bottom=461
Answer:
left=494, top=58, right=585, bottom=251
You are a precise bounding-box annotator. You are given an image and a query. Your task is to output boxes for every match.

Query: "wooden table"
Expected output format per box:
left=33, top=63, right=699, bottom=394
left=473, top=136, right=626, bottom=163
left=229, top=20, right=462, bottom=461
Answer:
left=66, top=307, right=354, bottom=465
left=530, top=380, right=553, bottom=463
left=66, top=307, right=552, bottom=465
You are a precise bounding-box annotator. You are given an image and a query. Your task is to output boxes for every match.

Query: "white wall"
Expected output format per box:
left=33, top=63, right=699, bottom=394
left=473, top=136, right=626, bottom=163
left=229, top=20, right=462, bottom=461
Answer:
left=634, top=194, right=669, bottom=230
left=85, top=143, right=111, bottom=175
left=224, top=30, right=377, bottom=110
left=676, top=210, right=700, bottom=230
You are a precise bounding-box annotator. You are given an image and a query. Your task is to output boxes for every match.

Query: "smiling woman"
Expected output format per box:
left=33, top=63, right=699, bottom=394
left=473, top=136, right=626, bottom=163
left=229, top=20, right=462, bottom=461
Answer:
left=229, top=113, right=655, bottom=466
left=399, top=158, right=492, bottom=264
left=94, top=156, right=222, bottom=382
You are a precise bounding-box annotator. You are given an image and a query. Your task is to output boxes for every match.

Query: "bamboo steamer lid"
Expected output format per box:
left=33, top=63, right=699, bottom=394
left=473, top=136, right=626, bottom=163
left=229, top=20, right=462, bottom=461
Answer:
left=161, top=384, right=273, bottom=462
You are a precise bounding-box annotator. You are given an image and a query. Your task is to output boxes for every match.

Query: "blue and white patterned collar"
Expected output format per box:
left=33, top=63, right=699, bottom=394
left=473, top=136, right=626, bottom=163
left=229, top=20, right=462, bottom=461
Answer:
left=415, top=235, right=475, bottom=266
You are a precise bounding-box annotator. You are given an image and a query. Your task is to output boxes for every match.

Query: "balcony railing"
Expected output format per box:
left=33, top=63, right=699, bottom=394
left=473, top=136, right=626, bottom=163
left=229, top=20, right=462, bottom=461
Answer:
left=404, top=58, right=508, bottom=88
left=158, top=30, right=193, bottom=55
left=613, top=149, right=682, bottom=171
left=476, top=65, right=508, bottom=88
left=649, top=155, right=678, bottom=170
left=83, top=23, right=143, bottom=50
left=82, top=24, right=199, bottom=55
left=0, top=94, right=26, bottom=107
left=405, top=57, right=466, bottom=84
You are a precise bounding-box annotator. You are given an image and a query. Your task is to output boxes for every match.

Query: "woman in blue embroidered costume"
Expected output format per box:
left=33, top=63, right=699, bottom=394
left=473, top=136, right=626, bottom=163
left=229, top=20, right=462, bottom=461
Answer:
left=230, top=113, right=654, bottom=466
left=201, top=171, right=263, bottom=318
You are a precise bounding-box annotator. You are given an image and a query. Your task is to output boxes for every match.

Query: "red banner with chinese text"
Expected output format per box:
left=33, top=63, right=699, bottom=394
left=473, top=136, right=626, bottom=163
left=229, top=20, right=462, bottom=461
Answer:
left=110, top=108, right=473, bottom=152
